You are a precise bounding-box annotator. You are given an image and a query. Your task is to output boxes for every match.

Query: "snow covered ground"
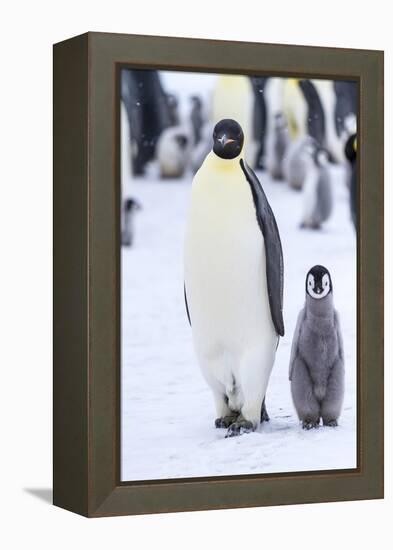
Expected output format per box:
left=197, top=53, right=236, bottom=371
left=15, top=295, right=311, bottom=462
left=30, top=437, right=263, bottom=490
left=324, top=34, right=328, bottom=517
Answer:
left=120, top=165, right=357, bottom=482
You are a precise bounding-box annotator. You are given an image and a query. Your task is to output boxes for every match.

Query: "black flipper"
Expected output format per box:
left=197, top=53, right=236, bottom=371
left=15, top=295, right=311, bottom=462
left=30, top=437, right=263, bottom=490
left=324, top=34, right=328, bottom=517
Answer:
left=184, top=283, right=191, bottom=326
left=240, top=159, right=285, bottom=337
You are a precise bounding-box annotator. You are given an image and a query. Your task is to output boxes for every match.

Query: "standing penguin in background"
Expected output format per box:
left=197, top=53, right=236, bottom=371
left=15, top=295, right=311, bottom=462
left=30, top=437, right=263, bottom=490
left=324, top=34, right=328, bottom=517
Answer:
left=300, top=144, right=333, bottom=230
left=282, top=78, right=308, bottom=140
left=190, top=95, right=204, bottom=146
left=311, top=79, right=345, bottom=163
left=120, top=100, right=141, bottom=247
left=156, top=125, right=191, bottom=179
left=282, top=135, right=315, bottom=190
left=250, top=76, right=268, bottom=169
left=122, top=198, right=142, bottom=247
left=334, top=80, right=358, bottom=139
left=121, top=69, right=173, bottom=175
left=289, top=266, right=344, bottom=429
left=184, top=119, right=284, bottom=437
left=344, top=133, right=357, bottom=229
left=267, top=112, right=290, bottom=180
left=190, top=122, right=214, bottom=174
left=298, top=80, right=325, bottom=147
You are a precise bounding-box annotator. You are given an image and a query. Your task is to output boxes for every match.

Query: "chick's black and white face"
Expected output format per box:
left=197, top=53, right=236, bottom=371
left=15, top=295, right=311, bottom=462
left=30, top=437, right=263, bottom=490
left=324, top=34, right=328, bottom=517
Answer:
left=306, top=265, right=332, bottom=299
left=212, top=119, right=244, bottom=160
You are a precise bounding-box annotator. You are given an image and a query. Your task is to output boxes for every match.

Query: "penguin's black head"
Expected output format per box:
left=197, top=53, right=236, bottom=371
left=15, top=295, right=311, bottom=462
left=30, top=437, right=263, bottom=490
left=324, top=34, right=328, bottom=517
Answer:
left=175, top=134, right=189, bottom=149
left=213, top=119, right=244, bottom=160
left=312, top=145, right=329, bottom=168
left=306, top=265, right=332, bottom=300
left=124, top=198, right=142, bottom=212
left=190, top=95, right=202, bottom=108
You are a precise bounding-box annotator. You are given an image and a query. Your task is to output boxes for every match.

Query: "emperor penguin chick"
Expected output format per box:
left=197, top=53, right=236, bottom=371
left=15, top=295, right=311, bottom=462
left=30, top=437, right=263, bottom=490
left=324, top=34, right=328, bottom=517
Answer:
left=156, top=125, right=191, bottom=179
left=300, top=144, right=333, bottom=230
left=282, top=135, right=315, bottom=191
left=267, top=113, right=290, bottom=181
left=184, top=119, right=284, bottom=437
left=289, top=265, right=344, bottom=429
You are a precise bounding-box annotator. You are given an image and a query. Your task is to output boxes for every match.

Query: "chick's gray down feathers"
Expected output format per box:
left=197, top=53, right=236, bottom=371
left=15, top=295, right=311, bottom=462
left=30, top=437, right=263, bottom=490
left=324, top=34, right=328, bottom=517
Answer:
left=289, top=295, right=344, bottom=427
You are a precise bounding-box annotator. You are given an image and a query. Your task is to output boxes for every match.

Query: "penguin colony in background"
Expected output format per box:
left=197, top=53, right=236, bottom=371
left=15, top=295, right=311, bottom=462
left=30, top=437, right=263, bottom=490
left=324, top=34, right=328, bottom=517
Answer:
left=184, top=119, right=284, bottom=437
left=120, top=70, right=357, bottom=208
left=289, top=266, right=344, bottom=429
left=121, top=70, right=357, bottom=180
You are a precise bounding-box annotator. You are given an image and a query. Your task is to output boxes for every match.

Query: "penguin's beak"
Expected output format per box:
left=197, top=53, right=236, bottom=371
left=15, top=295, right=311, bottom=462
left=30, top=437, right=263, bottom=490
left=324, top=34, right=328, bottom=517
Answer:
left=218, top=134, right=235, bottom=147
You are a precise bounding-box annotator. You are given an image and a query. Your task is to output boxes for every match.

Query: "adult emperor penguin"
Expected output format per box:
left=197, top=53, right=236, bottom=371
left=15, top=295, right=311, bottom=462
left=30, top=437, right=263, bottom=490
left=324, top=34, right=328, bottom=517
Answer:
left=184, top=119, right=284, bottom=437
left=289, top=266, right=344, bottom=429
left=300, top=144, right=333, bottom=229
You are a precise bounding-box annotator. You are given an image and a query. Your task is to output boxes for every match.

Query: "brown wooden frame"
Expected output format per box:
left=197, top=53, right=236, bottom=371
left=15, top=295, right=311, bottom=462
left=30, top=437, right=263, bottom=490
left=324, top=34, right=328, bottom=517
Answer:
left=53, top=32, right=384, bottom=517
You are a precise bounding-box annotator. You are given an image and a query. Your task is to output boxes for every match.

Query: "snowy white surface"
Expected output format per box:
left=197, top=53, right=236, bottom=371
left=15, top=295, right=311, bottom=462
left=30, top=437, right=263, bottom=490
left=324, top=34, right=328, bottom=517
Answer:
left=120, top=165, right=357, bottom=482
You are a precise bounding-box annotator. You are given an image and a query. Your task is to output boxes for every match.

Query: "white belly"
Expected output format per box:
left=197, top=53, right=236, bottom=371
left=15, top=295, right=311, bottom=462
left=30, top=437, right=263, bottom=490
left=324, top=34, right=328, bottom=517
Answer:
left=184, top=154, right=277, bottom=403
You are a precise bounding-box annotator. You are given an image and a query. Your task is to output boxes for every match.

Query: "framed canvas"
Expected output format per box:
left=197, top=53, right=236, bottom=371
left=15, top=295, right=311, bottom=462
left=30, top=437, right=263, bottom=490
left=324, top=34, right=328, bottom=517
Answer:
left=53, top=32, right=384, bottom=517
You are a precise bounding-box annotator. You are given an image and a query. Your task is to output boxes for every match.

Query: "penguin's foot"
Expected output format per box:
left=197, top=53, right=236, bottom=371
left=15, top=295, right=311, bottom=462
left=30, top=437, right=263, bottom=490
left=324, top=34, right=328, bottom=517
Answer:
left=299, top=221, right=321, bottom=231
left=121, top=232, right=133, bottom=247
left=323, top=419, right=338, bottom=427
left=260, top=402, right=270, bottom=423
left=225, top=420, right=255, bottom=438
left=215, top=414, right=238, bottom=429
left=302, top=420, right=319, bottom=430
